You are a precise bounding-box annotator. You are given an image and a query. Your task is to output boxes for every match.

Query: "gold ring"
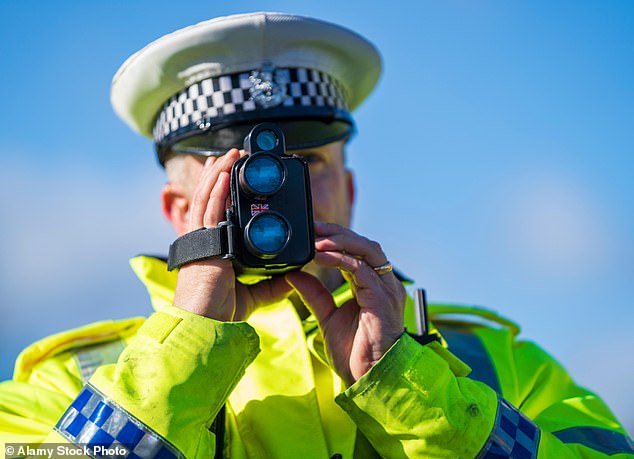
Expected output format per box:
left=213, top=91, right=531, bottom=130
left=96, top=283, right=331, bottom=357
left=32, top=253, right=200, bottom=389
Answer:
left=372, top=261, right=393, bottom=276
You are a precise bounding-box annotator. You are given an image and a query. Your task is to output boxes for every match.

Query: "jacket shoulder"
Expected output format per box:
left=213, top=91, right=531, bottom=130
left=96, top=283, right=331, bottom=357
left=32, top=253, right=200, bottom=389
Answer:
left=426, top=303, right=521, bottom=336
left=13, top=316, right=145, bottom=383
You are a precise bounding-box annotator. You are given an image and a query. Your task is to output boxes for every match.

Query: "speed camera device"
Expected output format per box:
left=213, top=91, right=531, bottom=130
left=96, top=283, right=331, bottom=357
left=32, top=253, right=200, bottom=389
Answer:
left=167, top=123, right=315, bottom=278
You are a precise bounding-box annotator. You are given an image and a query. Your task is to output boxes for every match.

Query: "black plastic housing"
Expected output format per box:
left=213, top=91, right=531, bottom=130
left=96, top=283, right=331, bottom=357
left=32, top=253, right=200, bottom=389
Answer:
left=228, top=123, right=315, bottom=277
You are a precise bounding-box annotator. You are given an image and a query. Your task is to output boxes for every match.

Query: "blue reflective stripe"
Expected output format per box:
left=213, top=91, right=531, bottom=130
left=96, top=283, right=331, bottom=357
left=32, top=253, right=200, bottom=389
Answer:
left=553, top=426, right=634, bottom=455
left=55, top=384, right=183, bottom=458
left=477, top=397, right=540, bottom=459
left=437, top=325, right=501, bottom=394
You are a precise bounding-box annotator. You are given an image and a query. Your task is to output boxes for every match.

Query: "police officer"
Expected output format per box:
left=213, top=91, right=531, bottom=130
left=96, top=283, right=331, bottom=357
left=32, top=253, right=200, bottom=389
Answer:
left=1, top=12, right=633, bottom=459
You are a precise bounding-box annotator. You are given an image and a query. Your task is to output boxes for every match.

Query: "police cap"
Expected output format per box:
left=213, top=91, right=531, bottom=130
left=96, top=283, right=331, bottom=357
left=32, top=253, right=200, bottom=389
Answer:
left=110, top=12, right=382, bottom=164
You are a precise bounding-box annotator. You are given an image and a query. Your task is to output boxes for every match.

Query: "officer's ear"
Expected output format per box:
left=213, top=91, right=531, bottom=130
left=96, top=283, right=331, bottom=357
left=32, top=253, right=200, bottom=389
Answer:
left=161, top=182, right=189, bottom=236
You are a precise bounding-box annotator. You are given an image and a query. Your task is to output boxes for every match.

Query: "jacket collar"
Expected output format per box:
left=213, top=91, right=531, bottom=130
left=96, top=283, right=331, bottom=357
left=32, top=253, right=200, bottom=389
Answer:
left=129, top=254, right=413, bottom=311
left=128, top=254, right=518, bottom=335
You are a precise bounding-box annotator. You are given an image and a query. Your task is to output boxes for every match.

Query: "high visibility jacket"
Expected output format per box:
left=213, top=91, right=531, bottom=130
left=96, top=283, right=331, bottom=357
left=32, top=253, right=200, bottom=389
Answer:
left=1, top=255, right=633, bottom=458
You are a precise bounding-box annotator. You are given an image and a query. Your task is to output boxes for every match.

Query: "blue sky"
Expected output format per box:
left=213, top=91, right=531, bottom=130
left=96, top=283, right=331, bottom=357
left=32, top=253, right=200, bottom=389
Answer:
left=1, top=1, right=633, bottom=432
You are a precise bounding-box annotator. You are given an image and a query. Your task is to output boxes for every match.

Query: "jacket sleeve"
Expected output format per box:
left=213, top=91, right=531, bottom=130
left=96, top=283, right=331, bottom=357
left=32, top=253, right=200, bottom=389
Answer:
left=1, top=306, right=260, bottom=459
left=335, top=332, right=634, bottom=459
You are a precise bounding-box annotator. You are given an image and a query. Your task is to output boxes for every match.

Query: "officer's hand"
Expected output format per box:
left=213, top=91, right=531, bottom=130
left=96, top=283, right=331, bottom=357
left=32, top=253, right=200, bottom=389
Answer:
left=286, top=221, right=406, bottom=385
left=172, top=149, right=293, bottom=322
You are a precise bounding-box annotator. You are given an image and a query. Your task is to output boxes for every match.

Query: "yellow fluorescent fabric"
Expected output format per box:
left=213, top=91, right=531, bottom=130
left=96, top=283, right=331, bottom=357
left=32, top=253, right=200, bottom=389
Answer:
left=336, top=335, right=498, bottom=458
left=0, top=316, right=143, bottom=449
left=1, top=255, right=632, bottom=459
left=90, top=306, right=259, bottom=458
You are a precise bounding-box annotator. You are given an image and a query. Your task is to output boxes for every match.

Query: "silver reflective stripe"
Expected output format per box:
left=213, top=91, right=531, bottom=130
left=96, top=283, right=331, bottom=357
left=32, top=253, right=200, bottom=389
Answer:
left=476, top=397, right=540, bottom=459
left=437, top=325, right=501, bottom=394
left=553, top=426, right=634, bottom=455
left=74, top=340, right=126, bottom=382
left=55, top=384, right=183, bottom=458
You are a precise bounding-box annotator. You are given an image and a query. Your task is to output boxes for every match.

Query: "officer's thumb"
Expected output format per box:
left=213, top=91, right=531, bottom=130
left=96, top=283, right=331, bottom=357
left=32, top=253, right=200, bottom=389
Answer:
left=285, top=271, right=336, bottom=327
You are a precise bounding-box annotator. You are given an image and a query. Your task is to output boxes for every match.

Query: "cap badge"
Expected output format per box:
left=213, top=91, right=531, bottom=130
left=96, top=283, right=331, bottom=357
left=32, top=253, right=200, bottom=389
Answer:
left=249, top=64, right=289, bottom=109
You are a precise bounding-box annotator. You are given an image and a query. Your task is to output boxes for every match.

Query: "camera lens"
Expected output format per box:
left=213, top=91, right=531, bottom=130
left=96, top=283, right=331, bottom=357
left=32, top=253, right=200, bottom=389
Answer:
left=240, top=154, right=285, bottom=196
left=256, top=130, right=278, bottom=151
left=245, top=211, right=290, bottom=258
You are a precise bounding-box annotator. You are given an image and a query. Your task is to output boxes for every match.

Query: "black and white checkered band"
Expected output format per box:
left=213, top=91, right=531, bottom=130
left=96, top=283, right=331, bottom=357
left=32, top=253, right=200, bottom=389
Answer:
left=55, top=384, right=183, bottom=458
left=153, top=67, right=349, bottom=144
left=476, top=397, right=540, bottom=459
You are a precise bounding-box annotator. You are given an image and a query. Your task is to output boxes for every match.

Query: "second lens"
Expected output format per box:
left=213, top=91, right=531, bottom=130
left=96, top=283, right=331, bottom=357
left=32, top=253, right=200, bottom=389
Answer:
left=244, top=211, right=290, bottom=258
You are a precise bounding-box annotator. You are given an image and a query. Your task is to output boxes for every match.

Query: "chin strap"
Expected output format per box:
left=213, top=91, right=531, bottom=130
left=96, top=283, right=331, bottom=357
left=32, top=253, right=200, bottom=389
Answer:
left=167, top=222, right=236, bottom=271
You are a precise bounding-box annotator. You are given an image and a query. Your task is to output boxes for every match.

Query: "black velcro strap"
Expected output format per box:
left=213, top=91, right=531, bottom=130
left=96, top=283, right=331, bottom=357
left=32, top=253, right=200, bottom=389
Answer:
left=167, top=224, right=234, bottom=271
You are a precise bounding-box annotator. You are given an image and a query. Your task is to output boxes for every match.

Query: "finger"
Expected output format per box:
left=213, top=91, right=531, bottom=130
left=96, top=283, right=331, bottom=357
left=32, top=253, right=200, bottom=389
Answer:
left=247, top=275, right=295, bottom=310
left=189, top=149, right=239, bottom=230
left=203, top=171, right=230, bottom=227
left=313, top=220, right=346, bottom=236
left=188, top=156, right=216, bottom=229
left=315, top=234, right=387, bottom=268
left=315, top=251, right=375, bottom=281
left=314, top=251, right=396, bottom=289
left=285, top=271, right=337, bottom=326
left=314, top=252, right=405, bottom=323
left=314, top=221, right=387, bottom=268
